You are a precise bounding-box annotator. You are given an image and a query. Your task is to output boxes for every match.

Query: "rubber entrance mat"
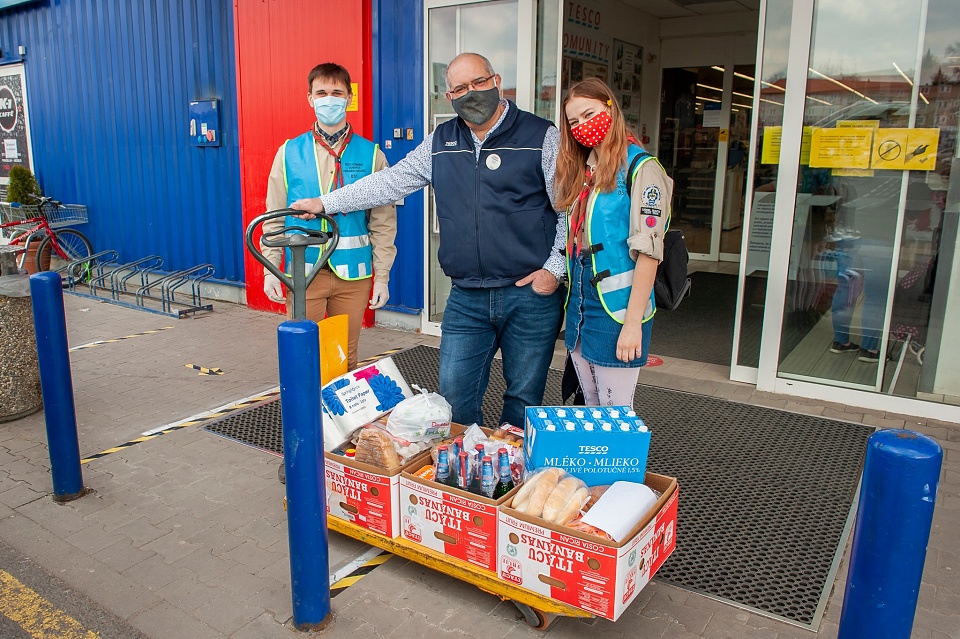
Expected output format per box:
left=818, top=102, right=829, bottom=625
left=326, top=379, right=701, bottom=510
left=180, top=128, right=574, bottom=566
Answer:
left=204, top=344, right=872, bottom=628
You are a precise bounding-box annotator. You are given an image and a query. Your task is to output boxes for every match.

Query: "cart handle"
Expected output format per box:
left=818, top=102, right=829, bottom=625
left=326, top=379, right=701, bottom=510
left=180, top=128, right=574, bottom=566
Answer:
left=244, top=209, right=340, bottom=294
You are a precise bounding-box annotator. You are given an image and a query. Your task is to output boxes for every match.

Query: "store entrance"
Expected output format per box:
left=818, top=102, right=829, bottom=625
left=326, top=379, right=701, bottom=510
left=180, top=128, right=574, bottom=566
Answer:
left=648, top=64, right=757, bottom=368
left=658, top=65, right=754, bottom=261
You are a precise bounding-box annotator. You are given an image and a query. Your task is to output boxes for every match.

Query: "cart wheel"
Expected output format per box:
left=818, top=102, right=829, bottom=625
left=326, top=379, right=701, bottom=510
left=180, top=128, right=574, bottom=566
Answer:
left=513, top=602, right=557, bottom=630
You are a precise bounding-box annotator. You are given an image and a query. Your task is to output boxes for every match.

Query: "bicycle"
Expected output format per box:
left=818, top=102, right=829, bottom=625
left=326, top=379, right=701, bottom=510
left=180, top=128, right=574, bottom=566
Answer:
left=0, top=196, right=93, bottom=278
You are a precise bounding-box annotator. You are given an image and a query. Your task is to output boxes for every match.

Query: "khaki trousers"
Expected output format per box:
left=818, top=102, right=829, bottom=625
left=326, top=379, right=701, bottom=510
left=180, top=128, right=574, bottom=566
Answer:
left=286, top=269, right=372, bottom=370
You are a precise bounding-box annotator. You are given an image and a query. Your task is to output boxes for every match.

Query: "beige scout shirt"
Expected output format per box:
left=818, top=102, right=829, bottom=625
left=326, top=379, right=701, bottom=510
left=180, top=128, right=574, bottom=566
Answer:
left=586, top=150, right=674, bottom=264
left=262, top=128, right=398, bottom=285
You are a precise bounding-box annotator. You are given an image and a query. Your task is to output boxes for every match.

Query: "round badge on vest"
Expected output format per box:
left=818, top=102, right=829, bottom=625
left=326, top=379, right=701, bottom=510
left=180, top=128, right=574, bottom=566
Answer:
left=485, top=153, right=502, bottom=170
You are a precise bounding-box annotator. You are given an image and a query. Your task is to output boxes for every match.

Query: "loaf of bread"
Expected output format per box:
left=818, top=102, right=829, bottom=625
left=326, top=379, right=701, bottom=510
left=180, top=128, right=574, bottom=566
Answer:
left=513, top=468, right=562, bottom=516
left=541, top=477, right=588, bottom=525
left=354, top=426, right=401, bottom=469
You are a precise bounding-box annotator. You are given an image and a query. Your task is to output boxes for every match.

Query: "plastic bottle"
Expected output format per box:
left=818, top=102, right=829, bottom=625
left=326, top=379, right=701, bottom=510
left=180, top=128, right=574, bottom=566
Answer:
left=493, top=448, right=515, bottom=498
left=344, top=448, right=356, bottom=459
left=435, top=445, right=451, bottom=485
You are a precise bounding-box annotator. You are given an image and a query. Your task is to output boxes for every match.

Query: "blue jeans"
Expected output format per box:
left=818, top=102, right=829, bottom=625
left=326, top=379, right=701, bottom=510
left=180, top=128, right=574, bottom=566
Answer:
left=832, top=241, right=891, bottom=352
left=439, top=284, right=563, bottom=427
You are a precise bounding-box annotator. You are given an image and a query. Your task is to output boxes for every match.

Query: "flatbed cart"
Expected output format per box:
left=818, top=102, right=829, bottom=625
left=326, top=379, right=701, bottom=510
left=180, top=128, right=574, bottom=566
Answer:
left=246, top=210, right=593, bottom=629
left=327, top=516, right=593, bottom=630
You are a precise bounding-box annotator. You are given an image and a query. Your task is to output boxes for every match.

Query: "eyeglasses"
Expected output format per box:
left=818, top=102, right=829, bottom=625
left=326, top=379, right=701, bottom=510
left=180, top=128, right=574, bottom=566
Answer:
left=447, top=74, right=496, bottom=99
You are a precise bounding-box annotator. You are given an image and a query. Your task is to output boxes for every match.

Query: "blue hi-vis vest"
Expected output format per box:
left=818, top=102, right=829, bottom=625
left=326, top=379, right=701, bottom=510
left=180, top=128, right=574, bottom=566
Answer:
left=566, top=145, right=668, bottom=324
left=281, top=131, right=378, bottom=280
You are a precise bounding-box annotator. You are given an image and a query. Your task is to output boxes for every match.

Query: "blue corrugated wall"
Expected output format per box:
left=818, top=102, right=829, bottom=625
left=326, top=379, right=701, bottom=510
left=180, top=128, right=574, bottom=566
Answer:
left=0, top=0, right=243, bottom=282
left=373, top=0, right=424, bottom=313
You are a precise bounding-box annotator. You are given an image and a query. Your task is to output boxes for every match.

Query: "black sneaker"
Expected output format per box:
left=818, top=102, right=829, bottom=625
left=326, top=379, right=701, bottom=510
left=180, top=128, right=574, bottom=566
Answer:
left=830, top=341, right=859, bottom=354
left=858, top=348, right=881, bottom=363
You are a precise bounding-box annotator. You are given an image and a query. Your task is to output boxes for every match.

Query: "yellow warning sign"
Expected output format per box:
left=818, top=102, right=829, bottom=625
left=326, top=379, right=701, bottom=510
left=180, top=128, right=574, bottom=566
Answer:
left=348, top=83, right=359, bottom=112
left=871, top=128, right=939, bottom=171
left=761, top=126, right=813, bottom=165
left=809, top=127, right=873, bottom=169
left=833, top=121, right=878, bottom=176
left=800, top=127, right=812, bottom=165
left=718, top=129, right=729, bottom=143
left=761, top=126, right=781, bottom=164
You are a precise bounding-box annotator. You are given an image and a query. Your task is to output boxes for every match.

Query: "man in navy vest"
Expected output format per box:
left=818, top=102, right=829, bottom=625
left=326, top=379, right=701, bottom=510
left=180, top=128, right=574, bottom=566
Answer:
left=291, top=53, right=565, bottom=428
left=261, top=63, right=397, bottom=371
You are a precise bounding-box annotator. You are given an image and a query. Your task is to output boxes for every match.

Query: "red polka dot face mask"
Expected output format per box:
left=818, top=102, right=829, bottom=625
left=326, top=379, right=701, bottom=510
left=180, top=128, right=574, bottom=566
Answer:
left=571, top=110, right=612, bottom=148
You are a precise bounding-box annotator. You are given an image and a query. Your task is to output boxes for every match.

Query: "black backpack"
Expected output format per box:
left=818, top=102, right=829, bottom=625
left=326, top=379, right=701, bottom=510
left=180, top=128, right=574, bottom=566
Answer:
left=627, top=153, right=692, bottom=311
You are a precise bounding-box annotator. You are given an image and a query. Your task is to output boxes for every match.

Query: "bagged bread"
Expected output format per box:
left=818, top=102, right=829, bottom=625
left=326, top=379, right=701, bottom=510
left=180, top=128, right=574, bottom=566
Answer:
left=512, top=467, right=562, bottom=516
left=354, top=426, right=401, bottom=470
left=541, top=477, right=588, bottom=525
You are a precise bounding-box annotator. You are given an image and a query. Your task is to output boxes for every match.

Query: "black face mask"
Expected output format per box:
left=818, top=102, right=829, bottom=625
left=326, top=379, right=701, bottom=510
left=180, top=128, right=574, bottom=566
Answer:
left=451, top=86, right=501, bottom=126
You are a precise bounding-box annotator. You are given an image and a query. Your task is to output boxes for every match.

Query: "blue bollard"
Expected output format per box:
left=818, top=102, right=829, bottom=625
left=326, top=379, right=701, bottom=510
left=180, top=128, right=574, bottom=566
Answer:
left=838, top=429, right=942, bottom=638
left=278, top=319, right=332, bottom=631
left=29, top=272, right=85, bottom=502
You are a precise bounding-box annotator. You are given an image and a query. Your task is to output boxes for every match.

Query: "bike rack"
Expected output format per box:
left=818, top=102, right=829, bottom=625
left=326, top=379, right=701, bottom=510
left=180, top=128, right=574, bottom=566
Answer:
left=64, top=253, right=216, bottom=319
left=107, top=255, right=164, bottom=299
left=61, top=250, right=120, bottom=290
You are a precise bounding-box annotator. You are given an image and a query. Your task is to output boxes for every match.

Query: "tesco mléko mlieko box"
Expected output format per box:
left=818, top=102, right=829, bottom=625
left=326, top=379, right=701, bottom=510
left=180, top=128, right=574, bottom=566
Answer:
left=497, top=473, right=678, bottom=621
left=524, top=406, right=651, bottom=487
left=324, top=446, right=430, bottom=539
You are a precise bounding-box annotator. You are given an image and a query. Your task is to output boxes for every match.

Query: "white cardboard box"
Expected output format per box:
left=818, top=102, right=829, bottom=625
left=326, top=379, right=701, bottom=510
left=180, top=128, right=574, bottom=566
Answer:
left=399, top=469, right=519, bottom=573
left=497, top=473, right=678, bottom=621
left=324, top=450, right=431, bottom=539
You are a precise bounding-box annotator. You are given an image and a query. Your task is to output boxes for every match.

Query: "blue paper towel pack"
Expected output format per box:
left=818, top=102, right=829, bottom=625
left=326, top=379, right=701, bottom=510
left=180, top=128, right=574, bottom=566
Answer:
left=524, top=406, right=651, bottom=486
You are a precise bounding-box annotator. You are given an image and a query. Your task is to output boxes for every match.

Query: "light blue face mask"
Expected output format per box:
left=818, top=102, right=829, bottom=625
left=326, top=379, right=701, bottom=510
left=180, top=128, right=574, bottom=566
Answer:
left=313, top=96, right=348, bottom=126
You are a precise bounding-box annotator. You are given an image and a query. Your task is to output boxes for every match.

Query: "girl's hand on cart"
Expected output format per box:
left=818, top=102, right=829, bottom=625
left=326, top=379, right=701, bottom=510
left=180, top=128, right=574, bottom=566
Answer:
left=616, top=321, right=644, bottom=363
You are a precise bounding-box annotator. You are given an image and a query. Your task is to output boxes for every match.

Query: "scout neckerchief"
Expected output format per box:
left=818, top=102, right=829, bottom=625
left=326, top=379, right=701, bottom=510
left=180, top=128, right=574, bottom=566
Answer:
left=568, top=167, right=594, bottom=257
left=313, top=123, right=354, bottom=198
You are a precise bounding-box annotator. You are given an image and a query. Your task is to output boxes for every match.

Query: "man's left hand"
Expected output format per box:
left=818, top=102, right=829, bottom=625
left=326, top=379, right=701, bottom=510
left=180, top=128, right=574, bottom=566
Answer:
left=369, top=281, right=390, bottom=309
left=515, top=269, right=560, bottom=295
left=290, top=197, right=324, bottom=219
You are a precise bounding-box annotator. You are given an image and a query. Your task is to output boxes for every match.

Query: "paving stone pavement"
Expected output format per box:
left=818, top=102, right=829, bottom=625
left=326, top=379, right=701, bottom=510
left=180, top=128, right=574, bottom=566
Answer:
left=0, top=293, right=957, bottom=638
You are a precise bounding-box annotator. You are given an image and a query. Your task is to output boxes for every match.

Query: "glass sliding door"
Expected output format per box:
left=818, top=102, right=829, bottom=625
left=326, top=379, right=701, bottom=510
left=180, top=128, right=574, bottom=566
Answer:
left=773, top=0, right=960, bottom=406
left=731, top=0, right=793, bottom=374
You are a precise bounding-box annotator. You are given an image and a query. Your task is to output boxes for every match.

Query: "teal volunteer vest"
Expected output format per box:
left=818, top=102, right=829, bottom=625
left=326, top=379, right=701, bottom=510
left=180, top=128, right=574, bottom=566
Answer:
left=566, top=145, right=668, bottom=324
left=281, top=131, right=379, bottom=280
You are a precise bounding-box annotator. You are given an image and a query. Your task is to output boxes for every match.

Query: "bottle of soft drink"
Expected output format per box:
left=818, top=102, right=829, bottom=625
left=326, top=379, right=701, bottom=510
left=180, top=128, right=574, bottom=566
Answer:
left=468, top=444, right=485, bottom=494
left=493, top=447, right=515, bottom=498
left=435, top=445, right=451, bottom=485
left=480, top=456, right=496, bottom=498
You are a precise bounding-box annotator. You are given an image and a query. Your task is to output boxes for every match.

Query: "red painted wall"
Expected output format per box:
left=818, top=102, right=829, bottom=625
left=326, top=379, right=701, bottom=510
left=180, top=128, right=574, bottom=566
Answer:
left=235, top=0, right=374, bottom=317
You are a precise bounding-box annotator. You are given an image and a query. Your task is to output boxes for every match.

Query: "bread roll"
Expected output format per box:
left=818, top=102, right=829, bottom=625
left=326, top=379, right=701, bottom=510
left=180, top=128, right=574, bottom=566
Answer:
left=512, top=467, right=558, bottom=511
left=541, top=477, right=583, bottom=522
left=517, top=468, right=561, bottom=517
left=554, top=487, right=588, bottom=525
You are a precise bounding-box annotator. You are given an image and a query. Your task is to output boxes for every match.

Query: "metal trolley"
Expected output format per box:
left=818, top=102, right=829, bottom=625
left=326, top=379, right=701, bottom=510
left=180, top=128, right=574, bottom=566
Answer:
left=327, top=517, right=592, bottom=630
left=244, top=209, right=589, bottom=630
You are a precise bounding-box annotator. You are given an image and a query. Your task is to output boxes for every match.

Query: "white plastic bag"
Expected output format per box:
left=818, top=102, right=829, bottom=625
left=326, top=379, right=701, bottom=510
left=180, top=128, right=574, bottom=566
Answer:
left=385, top=386, right=452, bottom=443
